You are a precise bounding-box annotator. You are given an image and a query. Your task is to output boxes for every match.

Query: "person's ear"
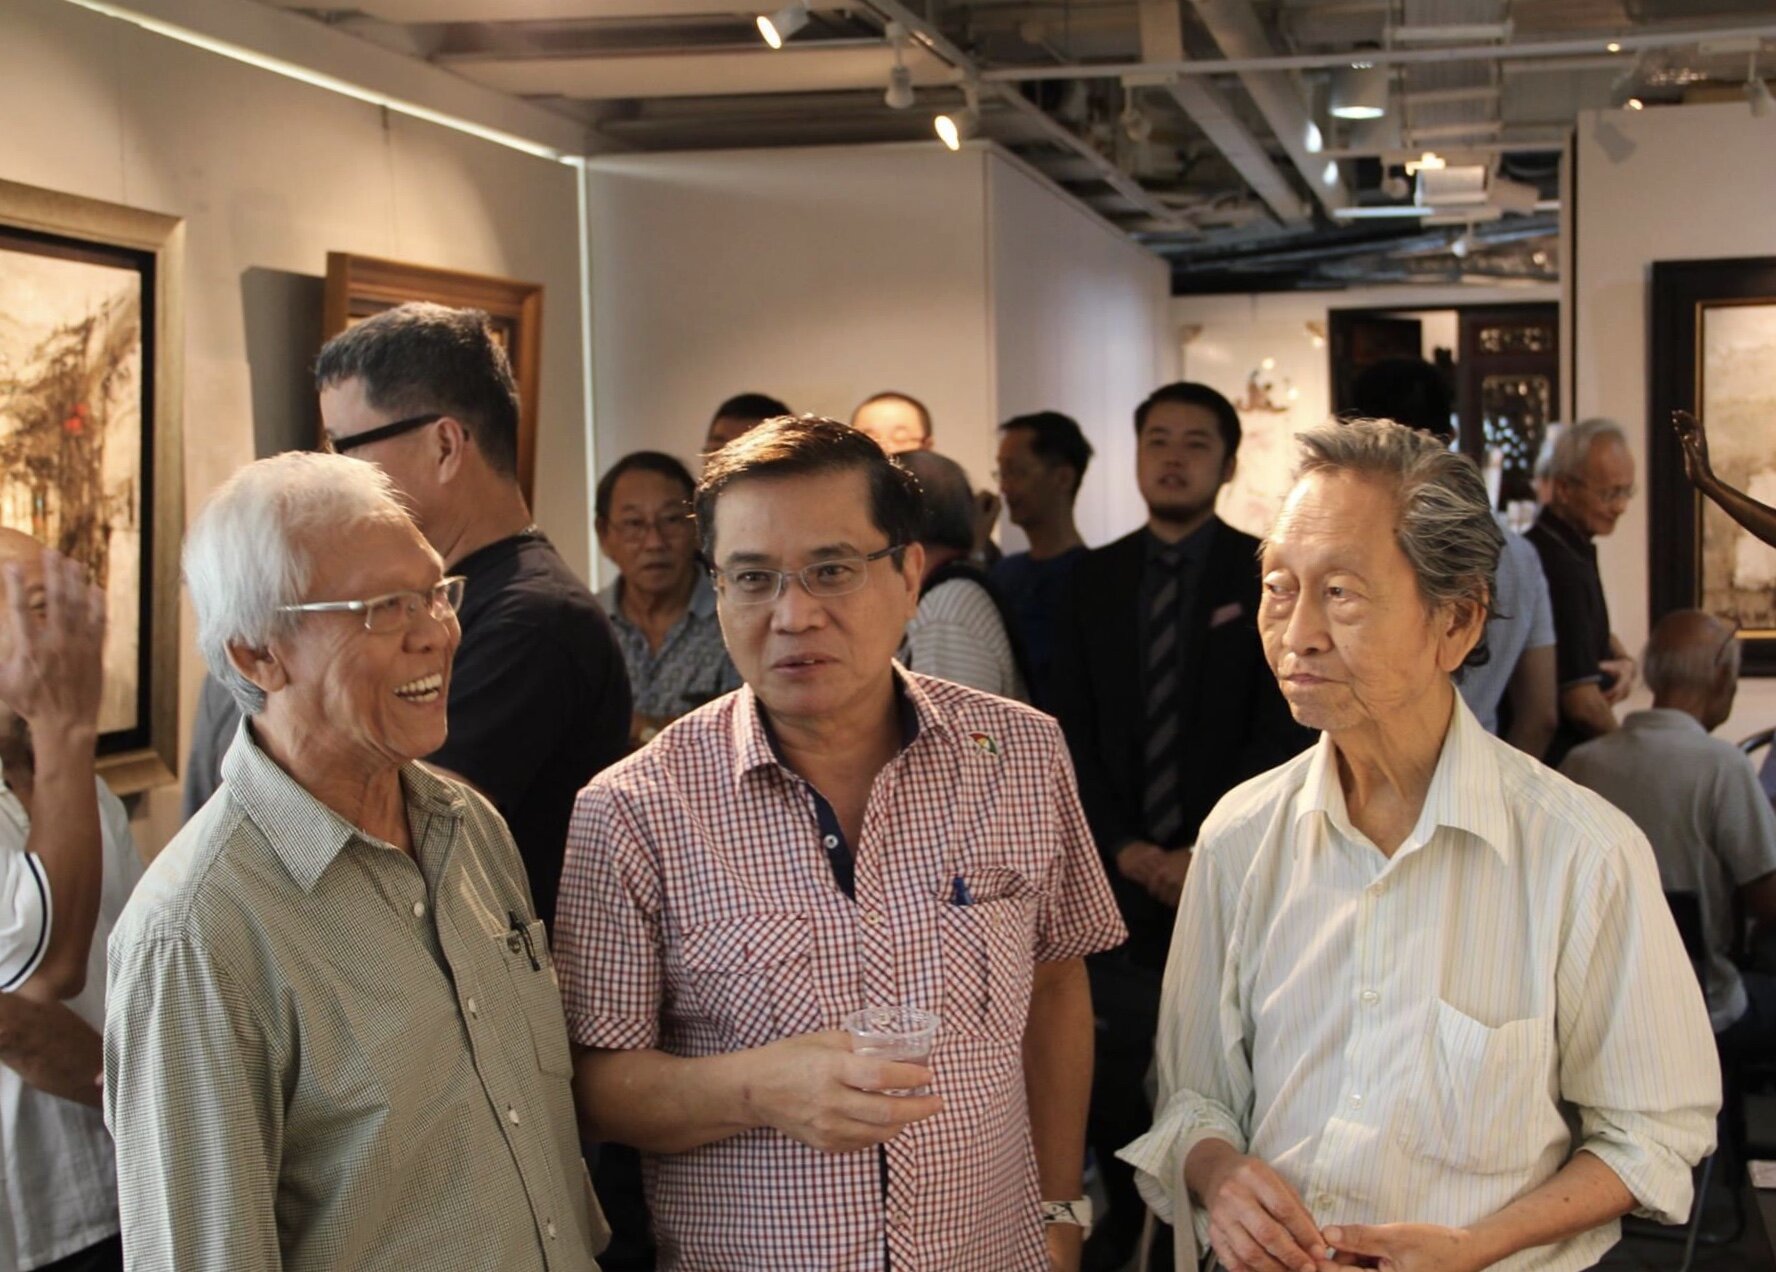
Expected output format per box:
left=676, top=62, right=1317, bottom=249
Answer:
left=1221, top=450, right=1239, bottom=485
left=1436, top=595, right=1486, bottom=674
left=434, top=416, right=469, bottom=484
left=227, top=638, right=289, bottom=697
left=898, top=543, right=926, bottom=613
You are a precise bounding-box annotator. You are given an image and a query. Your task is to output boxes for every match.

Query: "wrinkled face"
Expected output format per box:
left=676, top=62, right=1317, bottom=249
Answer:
left=710, top=469, right=921, bottom=726
left=852, top=399, right=930, bottom=455
left=597, top=468, right=698, bottom=601
left=1554, top=436, right=1636, bottom=538
left=996, top=428, right=1075, bottom=528
left=319, top=377, right=440, bottom=532
left=1136, top=401, right=1233, bottom=525
left=266, top=516, right=461, bottom=767
left=1258, top=470, right=1477, bottom=736
left=704, top=414, right=759, bottom=458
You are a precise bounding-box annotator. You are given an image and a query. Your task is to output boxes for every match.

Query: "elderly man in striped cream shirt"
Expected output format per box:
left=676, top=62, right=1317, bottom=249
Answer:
left=1122, top=420, right=1718, bottom=1272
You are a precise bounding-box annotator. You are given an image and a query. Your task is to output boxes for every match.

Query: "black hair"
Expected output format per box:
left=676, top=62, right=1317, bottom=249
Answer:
left=897, top=450, right=976, bottom=553
left=1000, top=410, right=1094, bottom=494
left=695, top=416, right=921, bottom=562
left=1348, top=357, right=1456, bottom=441
left=852, top=390, right=933, bottom=440
left=711, top=393, right=791, bottom=426
left=1133, top=382, right=1241, bottom=457
left=314, top=302, right=521, bottom=476
left=595, top=451, right=696, bottom=524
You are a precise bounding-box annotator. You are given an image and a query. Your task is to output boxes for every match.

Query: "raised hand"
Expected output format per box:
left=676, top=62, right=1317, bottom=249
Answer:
left=0, top=551, right=106, bottom=740
left=1671, top=410, right=1712, bottom=487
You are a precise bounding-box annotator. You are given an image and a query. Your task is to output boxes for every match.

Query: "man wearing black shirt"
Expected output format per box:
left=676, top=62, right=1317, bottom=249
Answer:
left=1526, top=418, right=1638, bottom=767
left=316, top=303, right=631, bottom=925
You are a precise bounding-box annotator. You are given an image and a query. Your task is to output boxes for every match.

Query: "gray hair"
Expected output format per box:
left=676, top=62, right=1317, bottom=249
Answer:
left=897, top=450, right=977, bottom=554
left=1643, top=611, right=1742, bottom=697
left=183, top=452, right=414, bottom=714
left=1292, top=418, right=1503, bottom=668
left=1546, top=418, right=1626, bottom=482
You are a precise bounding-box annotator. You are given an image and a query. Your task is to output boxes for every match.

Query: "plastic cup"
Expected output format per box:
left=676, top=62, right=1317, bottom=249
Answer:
left=843, top=1006, right=939, bottom=1095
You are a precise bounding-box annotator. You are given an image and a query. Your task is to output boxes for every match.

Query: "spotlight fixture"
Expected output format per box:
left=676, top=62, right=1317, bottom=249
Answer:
left=1120, top=88, right=1152, bottom=143
left=883, top=21, right=914, bottom=109
left=936, top=85, right=980, bottom=151
left=757, top=2, right=809, bottom=49
left=1329, top=59, right=1388, bottom=120
left=1606, top=41, right=1622, bottom=53
left=1627, top=97, right=1645, bottom=110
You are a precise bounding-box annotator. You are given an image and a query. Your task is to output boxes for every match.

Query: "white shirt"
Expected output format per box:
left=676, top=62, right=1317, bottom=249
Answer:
left=0, top=760, right=141, bottom=1269
left=901, top=577, right=1028, bottom=703
left=1120, top=694, right=1719, bottom=1272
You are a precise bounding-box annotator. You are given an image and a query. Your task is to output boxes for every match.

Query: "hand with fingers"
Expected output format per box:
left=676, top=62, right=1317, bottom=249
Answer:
left=745, top=1031, right=944, bottom=1153
left=1671, top=409, right=1712, bottom=487
left=1319, top=1222, right=1482, bottom=1272
left=1190, top=1141, right=1339, bottom=1272
left=0, top=551, right=106, bottom=745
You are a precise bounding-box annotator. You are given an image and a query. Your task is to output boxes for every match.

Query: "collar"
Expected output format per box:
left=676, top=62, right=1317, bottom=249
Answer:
left=451, top=527, right=548, bottom=579
left=599, top=572, right=717, bottom=629
left=1623, top=707, right=1709, bottom=735
left=218, top=716, right=466, bottom=893
left=732, top=664, right=940, bottom=783
left=1533, top=507, right=1594, bottom=557
left=1144, top=515, right=1219, bottom=566
left=1295, top=691, right=1512, bottom=866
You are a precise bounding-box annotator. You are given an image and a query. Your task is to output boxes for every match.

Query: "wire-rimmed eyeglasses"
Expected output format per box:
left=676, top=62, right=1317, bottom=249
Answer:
left=710, top=546, right=903, bottom=606
left=277, top=576, right=467, bottom=633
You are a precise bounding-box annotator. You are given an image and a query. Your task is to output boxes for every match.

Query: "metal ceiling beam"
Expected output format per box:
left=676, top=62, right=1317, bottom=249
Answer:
left=859, top=0, right=1190, bottom=230
left=1134, top=0, right=1309, bottom=226
left=977, top=22, right=1776, bottom=81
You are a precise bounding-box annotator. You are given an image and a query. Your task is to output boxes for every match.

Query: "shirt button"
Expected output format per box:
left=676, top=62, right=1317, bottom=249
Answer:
left=412, top=900, right=427, bottom=918
left=466, top=997, right=479, bottom=1018
left=1360, top=990, right=1379, bottom=1006
left=1317, top=1194, right=1335, bottom=1211
left=1368, top=879, right=1388, bottom=896
left=865, top=911, right=881, bottom=925
left=1348, top=1092, right=1363, bottom=1108
left=546, top=1220, right=557, bottom=1239
left=823, top=834, right=839, bottom=849
left=507, top=1105, right=522, bottom=1126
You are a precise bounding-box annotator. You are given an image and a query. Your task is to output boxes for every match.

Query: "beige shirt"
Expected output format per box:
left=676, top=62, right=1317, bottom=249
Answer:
left=1121, top=696, right=1719, bottom=1272
left=105, top=719, right=606, bottom=1271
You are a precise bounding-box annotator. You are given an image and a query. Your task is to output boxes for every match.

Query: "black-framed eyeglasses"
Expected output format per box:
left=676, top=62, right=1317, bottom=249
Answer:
left=277, top=576, right=467, bottom=634
left=710, top=545, right=903, bottom=606
left=326, top=412, right=445, bottom=454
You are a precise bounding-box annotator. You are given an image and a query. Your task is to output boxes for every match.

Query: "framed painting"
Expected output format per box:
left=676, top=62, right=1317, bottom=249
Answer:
left=0, top=179, right=184, bottom=792
left=1649, top=257, right=1776, bottom=675
left=322, top=253, right=543, bottom=503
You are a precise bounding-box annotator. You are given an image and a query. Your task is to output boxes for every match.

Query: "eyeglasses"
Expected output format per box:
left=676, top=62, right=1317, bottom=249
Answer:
left=278, top=576, right=467, bottom=633
left=325, top=412, right=444, bottom=454
left=1569, top=478, right=1637, bottom=505
left=608, top=510, right=695, bottom=545
left=711, top=546, right=902, bottom=606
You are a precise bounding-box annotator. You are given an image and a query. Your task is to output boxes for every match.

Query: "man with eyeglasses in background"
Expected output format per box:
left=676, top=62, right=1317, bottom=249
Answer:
left=1525, top=418, right=1638, bottom=766
left=595, top=452, right=740, bottom=750
left=557, top=417, right=1126, bottom=1272
left=315, top=302, right=631, bottom=925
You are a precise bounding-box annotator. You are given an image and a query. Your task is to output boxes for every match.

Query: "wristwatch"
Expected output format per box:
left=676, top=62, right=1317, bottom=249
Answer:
left=1040, top=1198, right=1093, bottom=1236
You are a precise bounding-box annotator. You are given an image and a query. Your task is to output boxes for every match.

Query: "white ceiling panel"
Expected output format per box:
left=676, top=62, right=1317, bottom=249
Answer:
left=450, top=45, right=956, bottom=99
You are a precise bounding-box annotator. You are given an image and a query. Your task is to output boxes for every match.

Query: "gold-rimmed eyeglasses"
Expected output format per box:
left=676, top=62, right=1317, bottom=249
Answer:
left=278, top=576, right=467, bottom=633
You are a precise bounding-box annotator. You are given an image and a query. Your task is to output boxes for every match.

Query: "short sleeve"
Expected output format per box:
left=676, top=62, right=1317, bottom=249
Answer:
left=554, top=780, right=666, bottom=1050
left=0, top=848, right=49, bottom=992
left=1518, top=539, right=1557, bottom=650
left=1033, top=731, right=1128, bottom=962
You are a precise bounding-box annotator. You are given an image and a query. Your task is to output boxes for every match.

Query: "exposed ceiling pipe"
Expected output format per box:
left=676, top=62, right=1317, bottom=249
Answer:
left=977, top=22, right=1776, bottom=82
left=1183, top=0, right=1351, bottom=215
left=1135, top=0, right=1309, bottom=226
left=859, top=0, right=1190, bottom=229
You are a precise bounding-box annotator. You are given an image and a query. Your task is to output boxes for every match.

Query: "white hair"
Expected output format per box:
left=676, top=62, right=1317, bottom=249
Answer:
left=183, top=452, right=414, bottom=714
left=1547, top=417, right=1626, bottom=482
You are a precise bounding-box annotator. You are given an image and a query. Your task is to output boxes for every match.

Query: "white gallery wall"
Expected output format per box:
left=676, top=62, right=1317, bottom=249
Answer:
left=584, top=142, right=1173, bottom=572
left=1570, top=101, right=1776, bottom=742
left=0, top=0, right=590, bottom=854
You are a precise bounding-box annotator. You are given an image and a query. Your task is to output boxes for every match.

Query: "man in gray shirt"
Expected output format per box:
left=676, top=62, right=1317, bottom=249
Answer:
left=1563, top=609, right=1776, bottom=1057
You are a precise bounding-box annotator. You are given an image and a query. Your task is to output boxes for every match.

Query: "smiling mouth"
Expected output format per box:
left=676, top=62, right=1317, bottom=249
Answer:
left=774, top=655, right=831, bottom=670
left=394, top=672, right=444, bottom=703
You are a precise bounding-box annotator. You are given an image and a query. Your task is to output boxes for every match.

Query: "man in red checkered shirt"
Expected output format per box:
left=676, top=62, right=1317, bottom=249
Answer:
left=557, top=417, right=1126, bottom=1271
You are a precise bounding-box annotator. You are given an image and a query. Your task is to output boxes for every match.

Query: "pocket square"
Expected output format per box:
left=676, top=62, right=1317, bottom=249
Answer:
left=1209, top=601, right=1244, bottom=629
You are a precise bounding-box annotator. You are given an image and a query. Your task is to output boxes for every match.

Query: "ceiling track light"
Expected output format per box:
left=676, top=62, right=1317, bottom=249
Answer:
left=936, top=84, right=980, bottom=151
left=883, top=20, right=914, bottom=109
left=1330, top=53, right=1389, bottom=120
left=757, top=1, right=809, bottom=50
left=1120, top=85, right=1152, bottom=142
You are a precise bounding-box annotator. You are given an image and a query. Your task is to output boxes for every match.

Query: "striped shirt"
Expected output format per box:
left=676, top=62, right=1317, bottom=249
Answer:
left=556, top=672, right=1124, bottom=1271
left=901, top=578, right=1028, bottom=703
left=1120, top=693, right=1719, bottom=1272
left=105, top=719, right=607, bottom=1271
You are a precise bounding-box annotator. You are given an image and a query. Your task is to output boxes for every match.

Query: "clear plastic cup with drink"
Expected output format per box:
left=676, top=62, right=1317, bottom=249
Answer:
left=843, top=1006, right=939, bottom=1095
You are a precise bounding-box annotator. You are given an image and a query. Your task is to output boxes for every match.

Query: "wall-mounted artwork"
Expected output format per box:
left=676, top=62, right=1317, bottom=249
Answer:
left=1649, top=257, right=1776, bottom=675
left=0, top=179, right=184, bottom=791
left=322, top=253, right=543, bottom=503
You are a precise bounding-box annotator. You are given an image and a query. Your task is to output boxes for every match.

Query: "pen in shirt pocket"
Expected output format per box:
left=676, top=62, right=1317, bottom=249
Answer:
left=951, top=875, right=974, bottom=906
left=507, top=910, right=542, bottom=970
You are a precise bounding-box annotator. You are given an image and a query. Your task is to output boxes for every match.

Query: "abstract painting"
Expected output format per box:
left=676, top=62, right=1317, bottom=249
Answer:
left=0, top=180, right=184, bottom=791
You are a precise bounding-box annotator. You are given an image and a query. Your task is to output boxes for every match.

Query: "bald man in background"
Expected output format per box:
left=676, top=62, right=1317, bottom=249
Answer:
left=1563, top=609, right=1776, bottom=1060
left=0, top=529, right=142, bottom=1272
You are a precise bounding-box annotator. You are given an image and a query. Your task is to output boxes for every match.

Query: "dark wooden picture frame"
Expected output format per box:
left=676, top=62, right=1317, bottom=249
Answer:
left=0, top=178, right=185, bottom=793
left=1649, top=257, right=1776, bottom=676
left=322, top=253, right=543, bottom=503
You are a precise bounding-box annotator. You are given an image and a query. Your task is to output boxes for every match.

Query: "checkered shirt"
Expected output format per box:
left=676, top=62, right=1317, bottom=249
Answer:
left=556, top=670, right=1127, bottom=1272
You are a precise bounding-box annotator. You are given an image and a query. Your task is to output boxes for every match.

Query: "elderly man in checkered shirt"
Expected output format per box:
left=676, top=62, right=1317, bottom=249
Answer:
left=558, top=416, right=1127, bottom=1272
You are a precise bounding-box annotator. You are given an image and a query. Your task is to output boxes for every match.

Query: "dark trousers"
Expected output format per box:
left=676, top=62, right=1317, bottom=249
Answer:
left=1718, top=969, right=1776, bottom=1063
left=593, top=1141, right=658, bottom=1271
left=38, top=1234, right=122, bottom=1272
left=1086, top=951, right=1168, bottom=1266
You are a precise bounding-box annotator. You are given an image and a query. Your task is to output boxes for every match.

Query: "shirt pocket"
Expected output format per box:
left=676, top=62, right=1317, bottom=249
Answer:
left=1404, top=998, right=1560, bottom=1174
left=499, top=918, right=576, bottom=1078
left=679, top=912, right=823, bottom=1050
left=938, top=883, right=1037, bottom=1042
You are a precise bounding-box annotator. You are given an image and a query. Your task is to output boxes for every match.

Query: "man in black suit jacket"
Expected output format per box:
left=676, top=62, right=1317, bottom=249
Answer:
left=1051, top=382, right=1311, bottom=1270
